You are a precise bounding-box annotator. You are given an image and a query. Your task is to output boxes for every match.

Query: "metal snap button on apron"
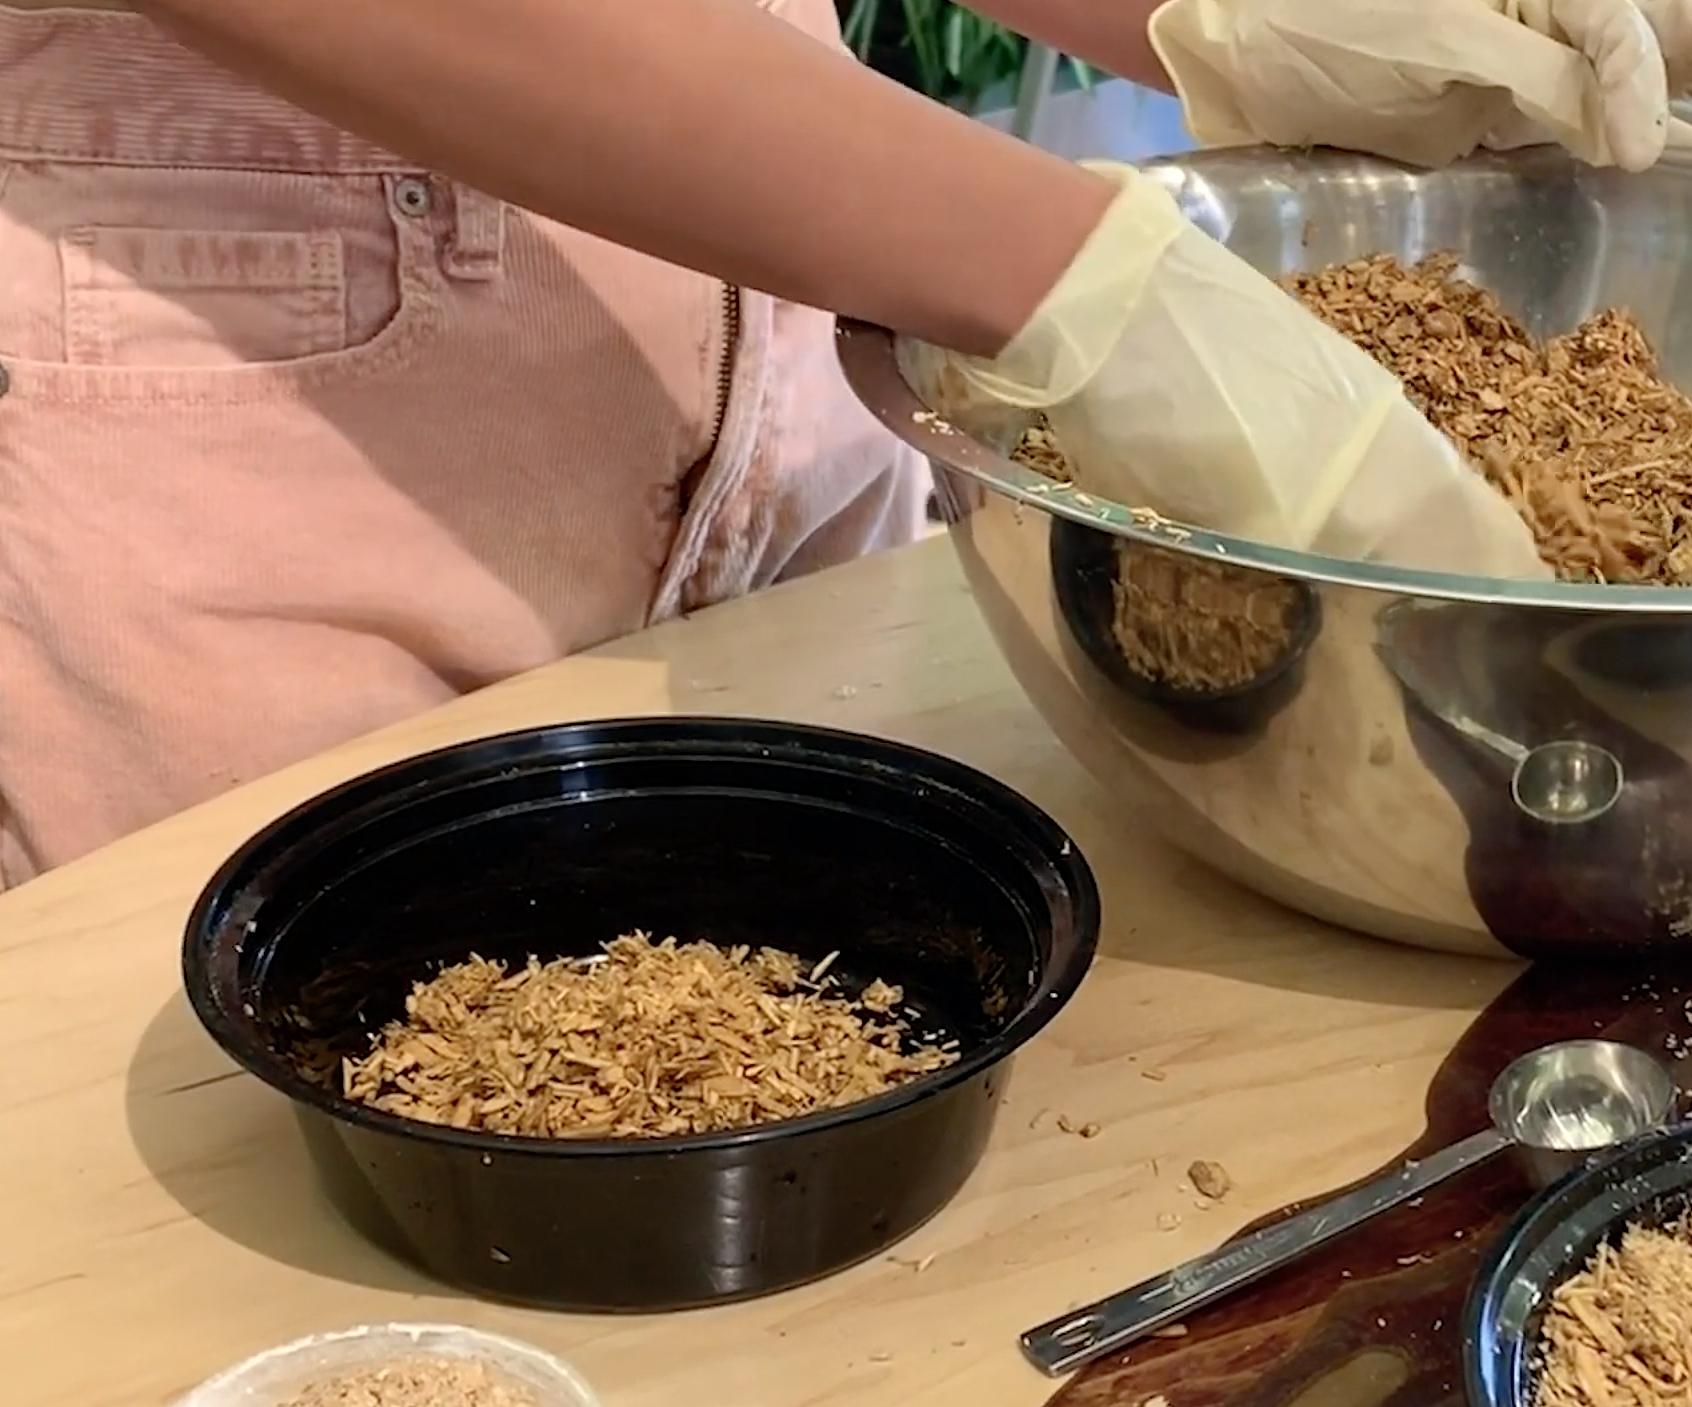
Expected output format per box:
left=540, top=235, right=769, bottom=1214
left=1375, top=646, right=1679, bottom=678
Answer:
left=394, top=178, right=433, bottom=217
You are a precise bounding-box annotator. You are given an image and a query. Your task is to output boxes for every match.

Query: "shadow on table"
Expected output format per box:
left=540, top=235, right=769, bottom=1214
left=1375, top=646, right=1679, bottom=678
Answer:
left=125, top=989, right=453, bottom=1298
left=1065, top=806, right=1518, bottom=1013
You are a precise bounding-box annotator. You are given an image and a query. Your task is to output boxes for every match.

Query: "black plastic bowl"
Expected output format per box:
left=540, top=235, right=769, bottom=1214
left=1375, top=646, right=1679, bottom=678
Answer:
left=1049, top=520, right=1321, bottom=736
left=1464, top=1121, right=1692, bottom=1407
left=182, top=718, right=1099, bottom=1312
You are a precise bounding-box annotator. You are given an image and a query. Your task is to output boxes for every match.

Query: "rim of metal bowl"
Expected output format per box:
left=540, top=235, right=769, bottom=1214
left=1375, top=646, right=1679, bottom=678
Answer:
left=835, top=144, right=1692, bottom=617
left=182, top=716, right=1102, bottom=1161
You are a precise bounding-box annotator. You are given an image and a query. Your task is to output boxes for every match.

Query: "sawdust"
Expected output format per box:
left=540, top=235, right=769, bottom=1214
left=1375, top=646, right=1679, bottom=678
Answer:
left=341, top=932, right=958, bottom=1138
left=276, top=1356, right=541, bottom=1407
left=1286, top=253, right=1692, bottom=585
left=1536, top=1219, right=1692, bottom=1407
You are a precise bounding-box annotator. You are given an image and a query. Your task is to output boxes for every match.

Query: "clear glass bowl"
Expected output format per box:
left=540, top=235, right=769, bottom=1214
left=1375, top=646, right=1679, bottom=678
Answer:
left=172, top=1323, right=602, bottom=1407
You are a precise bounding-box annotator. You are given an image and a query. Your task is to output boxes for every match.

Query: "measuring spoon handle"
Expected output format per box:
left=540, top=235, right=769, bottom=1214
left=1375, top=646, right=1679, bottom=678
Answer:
left=1020, top=1126, right=1510, bottom=1377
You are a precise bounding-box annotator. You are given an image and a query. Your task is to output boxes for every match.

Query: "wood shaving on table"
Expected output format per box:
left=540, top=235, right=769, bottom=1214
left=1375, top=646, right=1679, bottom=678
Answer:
left=341, top=932, right=958, bottom=1138
left=1285, top=253, right=1692, bottom=585
left=1187, top=1160, right=1232, bottom=1202
left=1536, top=1220, right=1692, bottom=1407
left=276, top=1357, right=540, bottom=1407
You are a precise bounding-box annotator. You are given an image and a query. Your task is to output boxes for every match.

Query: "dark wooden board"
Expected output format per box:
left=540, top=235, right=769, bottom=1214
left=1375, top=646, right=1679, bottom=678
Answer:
left=1050, top=959, right=1692, bottom=1407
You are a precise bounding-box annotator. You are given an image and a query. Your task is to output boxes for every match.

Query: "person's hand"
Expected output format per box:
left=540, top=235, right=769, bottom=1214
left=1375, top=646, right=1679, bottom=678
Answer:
left=1148, top=0, right=1692, bottom=172
left=898, top=162, right=1551, bottom=580
left=1633, top=0, right=1692, bottom=89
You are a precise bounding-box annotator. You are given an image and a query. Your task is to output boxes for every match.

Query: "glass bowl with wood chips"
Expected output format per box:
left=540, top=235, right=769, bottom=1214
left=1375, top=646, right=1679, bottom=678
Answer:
left=172, top=1324, right=599, bottom=1407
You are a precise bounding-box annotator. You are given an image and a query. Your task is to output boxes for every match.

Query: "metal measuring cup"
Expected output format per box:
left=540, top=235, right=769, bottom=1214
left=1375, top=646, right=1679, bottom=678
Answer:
left=1021, top=1039, right=1676, bottom=1378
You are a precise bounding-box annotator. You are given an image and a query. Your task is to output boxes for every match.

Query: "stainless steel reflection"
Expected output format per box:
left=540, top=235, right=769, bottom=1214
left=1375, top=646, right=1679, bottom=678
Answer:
left=1506, top=742, right=1624, bottom=825
left=1376, top=602, right=1625, bottom=826
left=838, top=146, right=1692, bottom=959
left=1019, top=1039, right=1674, bottom=1377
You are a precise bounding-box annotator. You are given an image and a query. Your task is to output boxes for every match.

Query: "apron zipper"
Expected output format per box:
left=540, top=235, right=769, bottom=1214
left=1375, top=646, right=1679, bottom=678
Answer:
left=708, top=283, right=741, bottom=451
left=681, top=282, right=741, bottom=512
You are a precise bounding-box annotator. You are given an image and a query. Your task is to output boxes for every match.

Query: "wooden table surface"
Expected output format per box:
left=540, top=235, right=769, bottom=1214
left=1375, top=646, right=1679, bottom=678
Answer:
left=1, top=536, right=1517, bottom=1407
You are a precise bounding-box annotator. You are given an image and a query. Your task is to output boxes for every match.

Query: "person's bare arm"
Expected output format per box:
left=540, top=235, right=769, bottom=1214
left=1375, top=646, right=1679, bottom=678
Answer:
left=966, top=0, right=1173, bottom=92
left=132, top=0, right=1114, bottom=356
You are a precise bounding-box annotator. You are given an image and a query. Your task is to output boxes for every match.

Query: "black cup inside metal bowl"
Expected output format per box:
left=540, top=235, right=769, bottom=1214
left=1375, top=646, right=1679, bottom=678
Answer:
left=182, top=717, right=1099, bottom=1312
left=1464, top=1120, right=1692, bottom=1407
left=1049, top=519, right=1321, bottom=736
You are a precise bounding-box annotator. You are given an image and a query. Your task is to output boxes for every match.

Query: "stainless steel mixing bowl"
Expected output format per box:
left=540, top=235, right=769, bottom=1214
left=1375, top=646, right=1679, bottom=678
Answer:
left=838, top=146, right=1692, bottom=961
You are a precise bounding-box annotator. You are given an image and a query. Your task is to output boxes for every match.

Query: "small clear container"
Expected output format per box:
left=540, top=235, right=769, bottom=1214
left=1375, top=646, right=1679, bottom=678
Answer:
left=172, top=1323, right=602, bottom=1407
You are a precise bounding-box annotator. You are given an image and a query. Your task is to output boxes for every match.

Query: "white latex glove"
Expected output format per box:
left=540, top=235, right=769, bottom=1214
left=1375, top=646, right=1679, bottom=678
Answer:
left=899, top=163, right=1551, bottom=580
left=1633, top=0, right=1692, bottom=88
left=1148, top=0, right=1692, bottom=171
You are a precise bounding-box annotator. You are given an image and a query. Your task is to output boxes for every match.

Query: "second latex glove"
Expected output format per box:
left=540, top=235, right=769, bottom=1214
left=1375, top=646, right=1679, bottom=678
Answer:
left=899, top=163, right=1550, bottom=580
left=1148, top=0, right=1692, bottom=172
left=1631, top=0, right=1692, bottom=88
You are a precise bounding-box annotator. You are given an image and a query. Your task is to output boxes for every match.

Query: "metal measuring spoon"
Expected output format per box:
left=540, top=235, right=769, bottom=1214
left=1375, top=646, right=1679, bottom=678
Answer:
left=1374, top=607, right=1624, bottom=826
left=1449, top=720, right=1621, bottom=827
left=1020, top=1039, right=1676, bottom=1378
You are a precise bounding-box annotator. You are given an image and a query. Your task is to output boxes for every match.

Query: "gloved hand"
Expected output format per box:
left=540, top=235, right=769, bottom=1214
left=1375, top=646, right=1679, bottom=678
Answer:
left=1634, top=0, right=1692, bottom=89
left=1148, top=0, right=1692, bottom=171
left=898, top=162, right=1551, bottom=580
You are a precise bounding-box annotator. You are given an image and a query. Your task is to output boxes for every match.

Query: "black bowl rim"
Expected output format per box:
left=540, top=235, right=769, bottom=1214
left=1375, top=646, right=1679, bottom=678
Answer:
left=1049, top=519, right=1323, bottom=706
left=182, top=715, right=1101, bottom=1160
left=1461, top=1119, right=1692, bottom=1407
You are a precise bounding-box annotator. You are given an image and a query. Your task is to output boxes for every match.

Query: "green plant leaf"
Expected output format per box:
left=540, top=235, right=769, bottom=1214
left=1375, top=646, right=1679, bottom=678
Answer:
left=943, top=5, right=966, bottom=77
left=843, top=0, right=1061, bottom=111
left=898, top=0, right=946, bottom=97
left=842, top=0, right=880, bottom=57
